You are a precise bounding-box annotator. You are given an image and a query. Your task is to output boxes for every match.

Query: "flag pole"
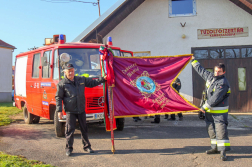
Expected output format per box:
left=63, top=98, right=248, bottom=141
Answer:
left=99, top=45, right=116, bottom=154
left=109, top=86, right=115, bottom=153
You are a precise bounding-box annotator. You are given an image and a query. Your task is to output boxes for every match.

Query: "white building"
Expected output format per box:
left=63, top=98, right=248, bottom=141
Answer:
left=0, top=40, right=16, bottom=102
left=73, top=0, right=252, bottom=112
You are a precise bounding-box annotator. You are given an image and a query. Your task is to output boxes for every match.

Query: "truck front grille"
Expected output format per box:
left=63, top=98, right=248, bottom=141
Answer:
left=86, top=97, right=104, bottom=110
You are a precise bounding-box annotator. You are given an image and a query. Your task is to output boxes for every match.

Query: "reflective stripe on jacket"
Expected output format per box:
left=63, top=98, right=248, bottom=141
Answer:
left=192, top=60, right=230, bottom=114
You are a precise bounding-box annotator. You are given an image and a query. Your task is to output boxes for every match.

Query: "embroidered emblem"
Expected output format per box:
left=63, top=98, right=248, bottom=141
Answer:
left=136, top=77, right=156, bottom=94
left=130, top=71, right=160, bottom=99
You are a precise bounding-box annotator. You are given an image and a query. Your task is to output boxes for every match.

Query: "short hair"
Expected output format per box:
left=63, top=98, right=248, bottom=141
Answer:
left=215, top=63, right=225, bottom=72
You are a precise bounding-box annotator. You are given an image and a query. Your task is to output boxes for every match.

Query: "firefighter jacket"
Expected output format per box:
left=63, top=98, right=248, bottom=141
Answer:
left=191, top=60, right=231, bottom=114
left=55, top=76, right=105, bottom=114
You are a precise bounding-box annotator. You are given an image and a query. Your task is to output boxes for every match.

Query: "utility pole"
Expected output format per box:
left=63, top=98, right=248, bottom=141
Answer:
left=97, top=0, right=100, bottom=16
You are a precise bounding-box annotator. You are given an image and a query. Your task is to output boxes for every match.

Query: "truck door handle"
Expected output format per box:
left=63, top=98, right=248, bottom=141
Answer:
left=40, top=86, right=44, bottom=88
left=30, top=85, right=33, bottom=88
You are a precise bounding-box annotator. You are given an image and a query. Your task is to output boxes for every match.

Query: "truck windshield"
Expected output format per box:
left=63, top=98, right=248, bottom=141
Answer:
left=59, top=48, right=101, bottom=79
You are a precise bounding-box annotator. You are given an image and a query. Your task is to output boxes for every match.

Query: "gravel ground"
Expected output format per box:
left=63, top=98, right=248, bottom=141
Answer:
left=127, top=113, right=252, bottom=129
left=0, top=113, right=251, bottom=167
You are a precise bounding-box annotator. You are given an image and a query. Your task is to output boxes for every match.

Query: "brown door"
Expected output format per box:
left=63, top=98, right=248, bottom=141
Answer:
left=225, top=58, right=252, bottom=112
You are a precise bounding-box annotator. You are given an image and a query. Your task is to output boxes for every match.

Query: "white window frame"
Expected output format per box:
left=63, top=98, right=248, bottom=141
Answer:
left=238, top=67, right=246, bottom=91
left=133, top=51, right=151, bottom=57
left=169, top=0, right=197, bottom=18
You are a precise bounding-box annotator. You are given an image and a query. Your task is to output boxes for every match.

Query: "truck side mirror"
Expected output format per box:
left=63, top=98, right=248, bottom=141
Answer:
left=41, top=57, right=48, bottom=66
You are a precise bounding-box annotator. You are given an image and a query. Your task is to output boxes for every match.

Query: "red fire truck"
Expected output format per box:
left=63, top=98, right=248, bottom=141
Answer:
left=14, top=34, right=132, bottom=137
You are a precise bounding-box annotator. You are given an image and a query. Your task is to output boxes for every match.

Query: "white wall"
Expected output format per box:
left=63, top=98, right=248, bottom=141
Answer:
left=104, top=0, right=252, bottom=102
left=0, top=47, right=13, bottom=93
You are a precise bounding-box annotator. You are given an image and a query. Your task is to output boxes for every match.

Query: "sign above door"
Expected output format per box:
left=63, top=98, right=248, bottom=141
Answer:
left=197, top=27, right=248, bottom=39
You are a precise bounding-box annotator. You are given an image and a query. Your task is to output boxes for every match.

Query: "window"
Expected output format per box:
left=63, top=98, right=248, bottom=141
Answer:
left=206, top=68, right=213, bottom=73
left=241, top=48, right=252, bottom=58
left=90, top=54, right=100, bottom=69
left=225, top=49, right=240, bottom=58
left=42, top=50, right=52, bottom=78
left=32, top=53, right=41, bottom=78
left=169, top=0, right=196, bottom=17
left=192, top=45, right=252, bottom=60
left=238, top=68, right=246, bottom=91
left=112, top=50, right=121, bottom=56
left=53, top=49, right=59, bottom=80
left=194, top=50, right=208, bottom=59
left=133, top=51, right=151, bottom=57
left=58, top=48, right=101, bottom=78
left=121, top=52, right=132, bottom=57
left=210, top=49, right=224, bottom=59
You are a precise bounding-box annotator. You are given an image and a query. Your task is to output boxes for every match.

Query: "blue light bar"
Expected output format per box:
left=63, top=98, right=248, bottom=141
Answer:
left=59, top=34, right=64, bottom=40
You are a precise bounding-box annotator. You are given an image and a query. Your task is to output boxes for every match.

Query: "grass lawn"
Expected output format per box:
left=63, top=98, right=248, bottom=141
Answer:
left=0, top=102, right=22, bottom=126
left=0, top=152, right=54, bottom=167
left=0, top=103, right=54, bottom=167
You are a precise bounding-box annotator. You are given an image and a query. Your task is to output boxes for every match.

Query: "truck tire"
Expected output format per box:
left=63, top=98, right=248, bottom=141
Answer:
left=23, top=104, right=33, bottom=124
left=54, top=112, right=65, bottom=137
left=116, top=118, right=125, bottom=131
left=32, top=116, right=40, bottom=124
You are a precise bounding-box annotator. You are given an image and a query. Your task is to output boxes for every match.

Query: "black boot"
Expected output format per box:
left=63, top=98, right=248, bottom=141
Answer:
left=206, top=148, right=220, bottom=154
left=220, top=151, right=227, bottom=161
left=151, top=115, right=160, bottom=123
left=133, top=117, right=138, bottom=122
left=66, top=150, right=72, bottom=156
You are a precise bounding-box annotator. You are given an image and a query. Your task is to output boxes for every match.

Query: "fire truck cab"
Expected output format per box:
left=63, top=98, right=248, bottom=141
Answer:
left=14, top=34, right=132, bottom=137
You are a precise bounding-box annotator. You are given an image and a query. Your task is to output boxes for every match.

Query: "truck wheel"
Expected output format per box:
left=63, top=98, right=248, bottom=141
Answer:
left=32, top=116, right=40, bottom=124
left=23, top=104, right=33, bottom=124
left=54, top=112, right=65, bottom=137
left=116, top=118, right=125, bottom=131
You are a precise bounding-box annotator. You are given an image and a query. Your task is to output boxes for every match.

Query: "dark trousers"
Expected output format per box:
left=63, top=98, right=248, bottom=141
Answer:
left=65, top=112, right=91, bottom=151
left=165, top=113, right=183, bottom=119
left=154, top=115, right=160, bottom=123
left=205, top=112, right=230, bottom=151
left=170, top=113, right=183, bottom=119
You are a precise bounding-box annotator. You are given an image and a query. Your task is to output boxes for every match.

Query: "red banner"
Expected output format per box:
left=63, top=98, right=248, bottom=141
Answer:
left=112, top=55, right=199, bottom=117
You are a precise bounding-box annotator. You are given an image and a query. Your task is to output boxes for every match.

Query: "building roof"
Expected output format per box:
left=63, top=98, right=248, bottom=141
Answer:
left=230, top=0, right=252, bottom=14
left=73, top=0, right=252, bottom=43
left=72, top=0, right=145, bottom=43
left=0, top=39, right=16, bottom=49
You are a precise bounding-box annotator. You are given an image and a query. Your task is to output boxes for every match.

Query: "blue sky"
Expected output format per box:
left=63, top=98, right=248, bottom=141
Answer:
left=0, top=0, right=118, bottom=65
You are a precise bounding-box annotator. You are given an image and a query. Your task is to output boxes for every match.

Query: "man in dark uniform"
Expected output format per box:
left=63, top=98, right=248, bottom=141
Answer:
left=191, top=56, right=231, bottom=161
left=55, top=63, right=106, bottom=156
left=165, top=78, right=183, bottom=121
